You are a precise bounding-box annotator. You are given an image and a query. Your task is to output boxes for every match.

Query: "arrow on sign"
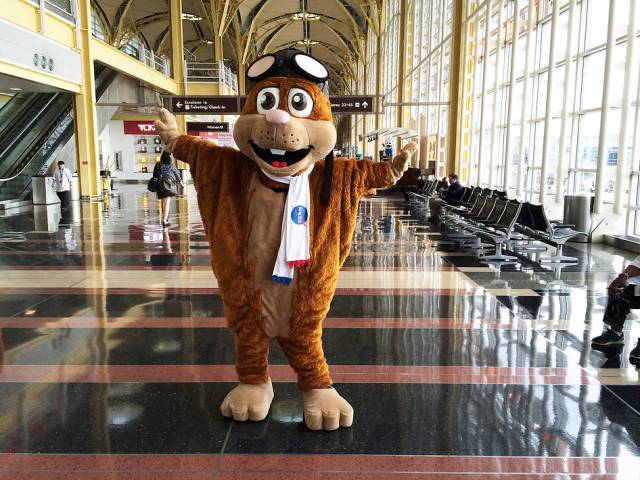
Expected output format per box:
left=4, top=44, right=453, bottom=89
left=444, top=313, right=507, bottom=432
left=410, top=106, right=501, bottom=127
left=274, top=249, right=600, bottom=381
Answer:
left=176, top=102, right=183, bottom=108
left=362, top=101, right=368, bottom=108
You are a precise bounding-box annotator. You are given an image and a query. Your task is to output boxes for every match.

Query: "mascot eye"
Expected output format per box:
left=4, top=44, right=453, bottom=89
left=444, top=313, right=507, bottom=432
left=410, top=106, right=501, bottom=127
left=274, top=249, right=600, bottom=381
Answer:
left=288, top=88, right=313, bottom=117
left=256, top=87, right=279, bottom=113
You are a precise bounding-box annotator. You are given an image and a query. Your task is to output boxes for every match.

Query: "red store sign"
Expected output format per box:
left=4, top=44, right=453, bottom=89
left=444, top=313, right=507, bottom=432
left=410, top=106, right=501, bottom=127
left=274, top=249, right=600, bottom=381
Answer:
left=123, top=121, right=158, bottom=135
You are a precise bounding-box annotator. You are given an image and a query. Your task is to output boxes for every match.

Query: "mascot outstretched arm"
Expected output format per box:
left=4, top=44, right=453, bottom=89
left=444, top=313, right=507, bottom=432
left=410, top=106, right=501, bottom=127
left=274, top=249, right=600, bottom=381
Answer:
left=155, top=49, right=417, bottom=431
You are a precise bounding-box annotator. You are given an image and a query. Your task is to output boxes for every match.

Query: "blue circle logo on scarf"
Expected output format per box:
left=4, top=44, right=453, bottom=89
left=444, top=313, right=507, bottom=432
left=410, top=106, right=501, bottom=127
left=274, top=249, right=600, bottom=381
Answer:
left=291, top=205, right=308, bottom=225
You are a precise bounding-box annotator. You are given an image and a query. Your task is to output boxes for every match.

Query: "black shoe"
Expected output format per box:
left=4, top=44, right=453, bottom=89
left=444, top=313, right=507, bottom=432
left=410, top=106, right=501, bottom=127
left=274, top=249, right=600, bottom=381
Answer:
left=162, top=221, right=170, bottom=228
left=602, top=355, right=622, bottom=369
left=630, top=338, right=640, bottom=363
left=591, top=329, right=624, bottom=347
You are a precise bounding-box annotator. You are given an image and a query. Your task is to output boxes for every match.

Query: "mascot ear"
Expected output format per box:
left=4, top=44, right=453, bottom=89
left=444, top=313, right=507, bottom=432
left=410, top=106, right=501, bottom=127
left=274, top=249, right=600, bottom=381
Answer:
left=320, top=151, right=334, bottom=206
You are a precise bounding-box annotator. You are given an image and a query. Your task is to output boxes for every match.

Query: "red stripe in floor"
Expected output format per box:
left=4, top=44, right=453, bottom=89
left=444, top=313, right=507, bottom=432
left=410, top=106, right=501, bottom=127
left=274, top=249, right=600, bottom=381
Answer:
left=0, top=287, right=480, bottom=296
left=0, top=250, right=211, bottom=256
left=0, top=453, right=216, bottom=471
left=0, top=453, right=630, bottom=476
left=0, top=265, right=453, bottom=272
left=0, top=474, right=213, bottom=480
left=0, top=364, right=596, bottom=385
left=217, top=473, right=615, bottom=479
left=0, top=316, right=532, bottom=330
left=219, top=454, right=629, bottom=475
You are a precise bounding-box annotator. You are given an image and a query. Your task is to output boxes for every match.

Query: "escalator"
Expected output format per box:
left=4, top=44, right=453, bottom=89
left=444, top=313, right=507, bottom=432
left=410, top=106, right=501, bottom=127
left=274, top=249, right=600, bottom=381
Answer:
left=0, top=64, right=118, bottom=205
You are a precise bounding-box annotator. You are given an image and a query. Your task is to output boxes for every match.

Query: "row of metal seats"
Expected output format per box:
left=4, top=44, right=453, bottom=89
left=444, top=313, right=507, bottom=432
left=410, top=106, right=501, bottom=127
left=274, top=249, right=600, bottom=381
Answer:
left=415, top=180, right=509, bottom=202
left=436, top=187, right=587, bottom=264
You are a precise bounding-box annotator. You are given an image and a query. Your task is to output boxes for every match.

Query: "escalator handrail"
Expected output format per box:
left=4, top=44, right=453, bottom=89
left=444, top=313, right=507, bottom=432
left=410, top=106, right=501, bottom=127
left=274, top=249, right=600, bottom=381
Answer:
left=0, top=113, right=73, bottom=184
left=0, top=96, right=72, bottom=179
left=0, top=103, right=73, bottom=180
left=0, top=93, right=53, bottom=139
left=0, top=65, right=117, bottom=197
left=0, top=66, right=113, bottom=166
left=0, top=94, right=64, bottom=161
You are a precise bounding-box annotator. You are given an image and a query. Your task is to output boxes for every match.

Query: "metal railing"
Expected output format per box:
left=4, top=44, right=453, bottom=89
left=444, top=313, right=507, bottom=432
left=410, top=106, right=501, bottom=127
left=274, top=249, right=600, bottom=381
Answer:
left=118, top=43, right=171, bottom=76
left=186, top=61, right=238, bottom=93
left=183, top=48, right=197, bottom=62
left=90, top=16, right=171, bottom=77
left=29, top=0, right=74, bottom=22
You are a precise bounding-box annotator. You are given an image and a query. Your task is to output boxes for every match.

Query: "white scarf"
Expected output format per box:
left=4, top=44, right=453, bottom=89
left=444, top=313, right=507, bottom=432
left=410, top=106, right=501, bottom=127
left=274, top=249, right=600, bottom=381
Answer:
left=261, top=165, right=314, bottom=284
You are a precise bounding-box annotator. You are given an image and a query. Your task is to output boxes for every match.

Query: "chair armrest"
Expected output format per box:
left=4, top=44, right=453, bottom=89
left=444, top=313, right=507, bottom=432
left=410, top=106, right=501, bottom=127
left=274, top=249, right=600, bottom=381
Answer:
left=486, top=223, right=510, bottom=232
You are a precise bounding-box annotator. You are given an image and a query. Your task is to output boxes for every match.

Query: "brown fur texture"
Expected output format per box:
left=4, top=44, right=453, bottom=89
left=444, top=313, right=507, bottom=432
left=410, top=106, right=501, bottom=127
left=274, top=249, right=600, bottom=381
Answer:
left=233, top=78, right=336, bottom=178
left=173, top=135, right=395, bottom=390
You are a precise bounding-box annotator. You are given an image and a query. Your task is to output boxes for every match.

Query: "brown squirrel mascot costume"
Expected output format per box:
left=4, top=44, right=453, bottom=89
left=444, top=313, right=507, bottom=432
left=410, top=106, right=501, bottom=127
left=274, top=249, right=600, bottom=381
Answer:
left=155, top=48, right=416, bottom=431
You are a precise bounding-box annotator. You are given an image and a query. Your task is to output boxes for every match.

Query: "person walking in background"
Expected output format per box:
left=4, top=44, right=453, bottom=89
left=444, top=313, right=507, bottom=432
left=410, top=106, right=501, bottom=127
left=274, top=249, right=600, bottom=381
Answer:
left=53, top=161, right=73, bottom=210
left=153, top=151, right=184, bottom=228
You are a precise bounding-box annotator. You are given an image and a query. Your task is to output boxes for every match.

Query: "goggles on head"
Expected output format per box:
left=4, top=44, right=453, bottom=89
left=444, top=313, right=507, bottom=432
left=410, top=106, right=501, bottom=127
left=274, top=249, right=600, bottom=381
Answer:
left=246, top=49, right=330, bottom=90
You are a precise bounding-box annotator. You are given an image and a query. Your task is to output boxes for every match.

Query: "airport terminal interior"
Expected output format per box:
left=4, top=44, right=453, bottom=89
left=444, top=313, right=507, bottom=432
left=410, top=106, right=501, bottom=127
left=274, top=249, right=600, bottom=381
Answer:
left=3, top=0, right=640, bottom=478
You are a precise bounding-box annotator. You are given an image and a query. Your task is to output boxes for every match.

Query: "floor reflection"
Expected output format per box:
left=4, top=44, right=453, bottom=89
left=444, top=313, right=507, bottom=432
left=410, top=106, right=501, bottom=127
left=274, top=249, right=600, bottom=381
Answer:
left=0, top=187, right=638, bottom=468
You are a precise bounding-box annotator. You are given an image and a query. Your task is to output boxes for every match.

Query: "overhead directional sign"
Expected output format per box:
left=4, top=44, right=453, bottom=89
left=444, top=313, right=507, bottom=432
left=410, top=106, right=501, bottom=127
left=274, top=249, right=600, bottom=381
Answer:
left=169, top=95, right=375, bottom=115
left=330, top=95, right=374, bottom=113
left=170, top=96, right=239, bottom=114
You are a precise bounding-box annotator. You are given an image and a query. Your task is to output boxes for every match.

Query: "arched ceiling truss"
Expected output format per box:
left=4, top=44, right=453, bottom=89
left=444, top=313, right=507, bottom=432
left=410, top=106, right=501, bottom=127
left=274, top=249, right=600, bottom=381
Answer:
left=90, top=0, right=384, bottom=94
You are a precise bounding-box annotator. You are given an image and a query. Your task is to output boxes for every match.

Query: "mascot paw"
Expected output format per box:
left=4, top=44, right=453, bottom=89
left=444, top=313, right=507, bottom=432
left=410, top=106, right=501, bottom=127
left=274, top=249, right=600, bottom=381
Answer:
left=220, top=378, right=274, bottom=422
left=302, top=387, right=354, bottom=431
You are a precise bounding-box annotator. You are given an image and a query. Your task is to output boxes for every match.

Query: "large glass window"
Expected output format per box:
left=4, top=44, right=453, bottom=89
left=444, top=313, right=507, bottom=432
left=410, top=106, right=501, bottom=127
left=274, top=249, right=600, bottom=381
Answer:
left=460, top=0, right=640, bottom=235
left=352, top=0, right=454, bottom=169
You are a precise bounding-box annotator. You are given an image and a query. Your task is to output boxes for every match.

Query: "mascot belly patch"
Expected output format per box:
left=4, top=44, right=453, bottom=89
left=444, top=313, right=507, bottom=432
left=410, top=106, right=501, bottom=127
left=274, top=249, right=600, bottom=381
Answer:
left=155, top=48, right=417, bottom=431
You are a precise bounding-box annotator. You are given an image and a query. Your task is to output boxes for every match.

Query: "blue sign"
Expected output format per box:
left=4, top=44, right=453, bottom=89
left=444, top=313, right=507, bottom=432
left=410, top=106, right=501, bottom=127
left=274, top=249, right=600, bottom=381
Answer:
left=291, top=205, right=308, bottom=225
left=384, top=142, right=394, bottom=158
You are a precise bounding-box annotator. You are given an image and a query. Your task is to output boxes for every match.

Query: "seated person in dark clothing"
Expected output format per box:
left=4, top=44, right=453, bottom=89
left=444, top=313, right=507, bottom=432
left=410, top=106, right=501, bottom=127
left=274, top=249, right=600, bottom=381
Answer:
left=441, top=174, right=463, bottom=201
left=591, top=257, right=640, bottom=365
left=429, top=173, right=463, bottom=219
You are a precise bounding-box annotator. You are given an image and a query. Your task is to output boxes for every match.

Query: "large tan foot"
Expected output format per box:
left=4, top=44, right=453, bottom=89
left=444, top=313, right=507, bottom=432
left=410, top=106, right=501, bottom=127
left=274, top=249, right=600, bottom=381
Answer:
left=302, top=387, right=354, bottom=431
left=220, top=378, right=274, bottom=422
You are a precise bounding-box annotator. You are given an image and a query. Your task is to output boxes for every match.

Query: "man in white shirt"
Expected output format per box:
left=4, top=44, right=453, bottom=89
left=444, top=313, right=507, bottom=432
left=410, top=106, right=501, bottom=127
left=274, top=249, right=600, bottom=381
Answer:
left=53, top=161, right=73, bottom=209
left=591, top=255, right=640, bottom=364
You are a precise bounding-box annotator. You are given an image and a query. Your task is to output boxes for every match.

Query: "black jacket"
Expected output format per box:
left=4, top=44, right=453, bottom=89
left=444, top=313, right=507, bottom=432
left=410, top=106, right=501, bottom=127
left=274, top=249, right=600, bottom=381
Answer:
left=442, top=181, right=463, bottom=200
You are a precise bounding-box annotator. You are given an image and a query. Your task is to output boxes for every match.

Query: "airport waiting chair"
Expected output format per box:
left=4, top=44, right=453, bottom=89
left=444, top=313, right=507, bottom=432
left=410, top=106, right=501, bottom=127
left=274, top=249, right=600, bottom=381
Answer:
left=517, top=204, right=586, bottom=263
left=479, top=201, right=523, bottom=262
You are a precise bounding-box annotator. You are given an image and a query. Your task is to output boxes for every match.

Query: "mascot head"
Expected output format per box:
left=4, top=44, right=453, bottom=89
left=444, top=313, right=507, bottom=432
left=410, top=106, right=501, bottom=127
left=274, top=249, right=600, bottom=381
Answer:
left=233, top=49, right=336, bottom=187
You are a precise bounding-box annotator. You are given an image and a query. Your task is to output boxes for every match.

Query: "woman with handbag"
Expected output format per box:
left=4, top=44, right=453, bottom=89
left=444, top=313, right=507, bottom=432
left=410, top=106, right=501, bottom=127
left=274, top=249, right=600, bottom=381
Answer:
left=152, top=151, right=184, bottom=228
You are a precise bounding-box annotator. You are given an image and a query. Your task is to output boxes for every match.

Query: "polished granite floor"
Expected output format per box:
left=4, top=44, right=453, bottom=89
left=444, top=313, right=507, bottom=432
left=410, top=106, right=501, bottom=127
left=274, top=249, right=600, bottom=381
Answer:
left=0, top=185, right=639, bottom=479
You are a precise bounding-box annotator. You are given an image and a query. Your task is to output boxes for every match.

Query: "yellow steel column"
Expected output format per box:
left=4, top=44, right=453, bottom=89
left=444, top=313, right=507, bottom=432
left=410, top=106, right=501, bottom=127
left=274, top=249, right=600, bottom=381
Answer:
left=448, top=0, right=464, bottom=175
left=170, top=0, right=187, bottom=176
left=211, top=0, right=225, bottom=61
left=374, top=32, right=383, bottom=160
left=395, top=0, right=408, bottom=154
left=75, top=0, right=101, bottom=200
left=361, top=58, right=368, bottom=156
left=171, top=0, right=186, bottom=135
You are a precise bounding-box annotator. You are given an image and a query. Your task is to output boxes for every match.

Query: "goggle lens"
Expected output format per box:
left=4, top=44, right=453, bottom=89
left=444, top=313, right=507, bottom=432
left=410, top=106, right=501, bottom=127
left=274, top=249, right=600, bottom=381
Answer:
left=247, top=55, right=276, bottom=79
left=293, top=53, right=329, bottom=81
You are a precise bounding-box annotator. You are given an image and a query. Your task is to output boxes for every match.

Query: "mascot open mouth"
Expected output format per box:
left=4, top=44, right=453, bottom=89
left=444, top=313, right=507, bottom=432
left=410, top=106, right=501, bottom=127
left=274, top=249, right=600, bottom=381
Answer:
left=250, top=141, right=312, bottom=168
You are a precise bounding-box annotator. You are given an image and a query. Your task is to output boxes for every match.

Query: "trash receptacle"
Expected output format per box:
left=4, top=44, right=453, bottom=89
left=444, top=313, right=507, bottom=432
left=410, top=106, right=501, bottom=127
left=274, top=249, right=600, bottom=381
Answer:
left=71, top=174, right=80, bottom=201
left=31, top=175, right=59, bottom=205
left=563, top=195, right=593, bottom=242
